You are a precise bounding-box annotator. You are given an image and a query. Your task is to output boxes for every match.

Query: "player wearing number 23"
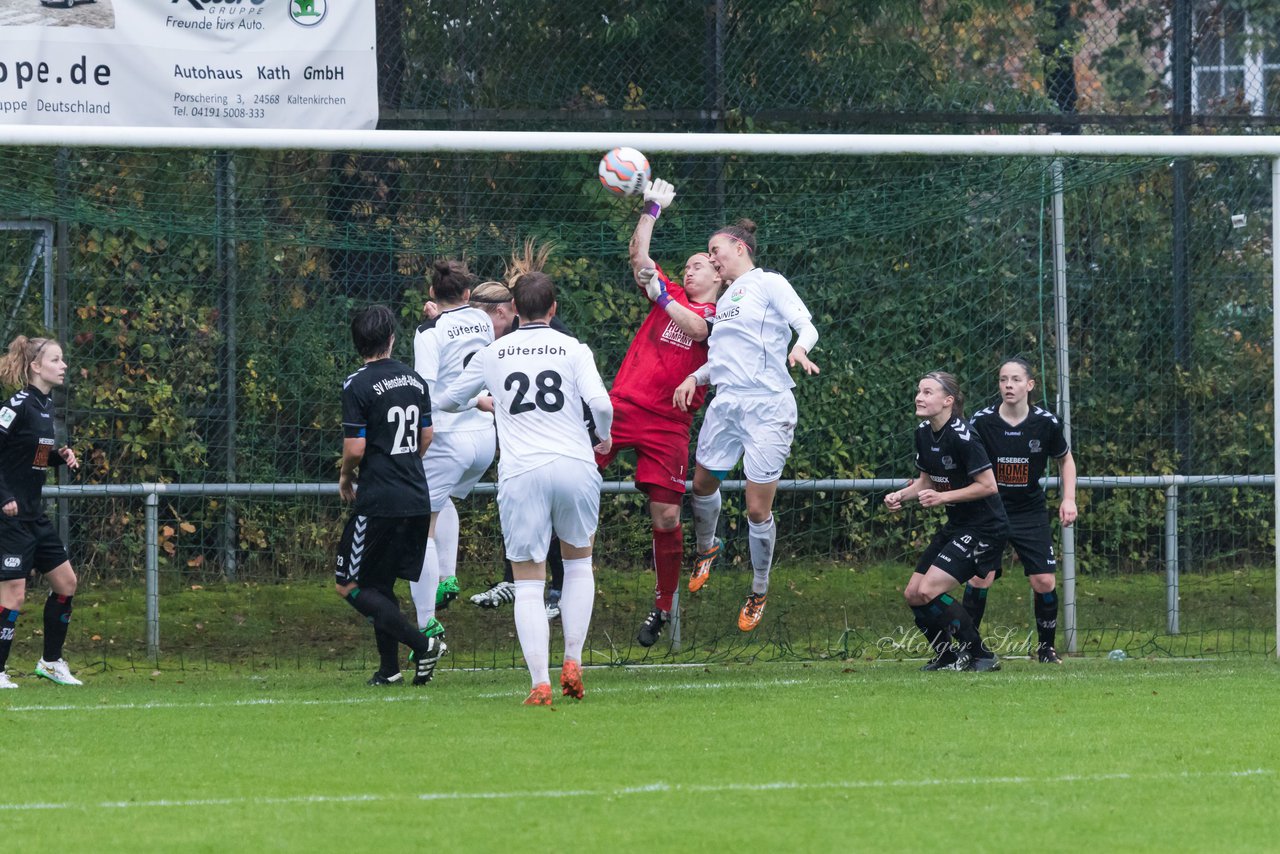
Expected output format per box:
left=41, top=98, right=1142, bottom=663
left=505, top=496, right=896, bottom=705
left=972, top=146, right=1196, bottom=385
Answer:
left=334, top=305, right=444, bottom=687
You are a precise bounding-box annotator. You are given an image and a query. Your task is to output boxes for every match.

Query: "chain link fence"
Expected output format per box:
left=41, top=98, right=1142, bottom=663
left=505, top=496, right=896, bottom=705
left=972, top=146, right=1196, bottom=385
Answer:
left=0, top=0, right=1273, bottom=666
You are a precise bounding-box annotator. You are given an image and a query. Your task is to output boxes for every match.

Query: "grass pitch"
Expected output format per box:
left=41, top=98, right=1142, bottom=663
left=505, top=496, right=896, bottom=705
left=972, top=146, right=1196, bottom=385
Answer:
left=5, top=659, right=1278, bottom=852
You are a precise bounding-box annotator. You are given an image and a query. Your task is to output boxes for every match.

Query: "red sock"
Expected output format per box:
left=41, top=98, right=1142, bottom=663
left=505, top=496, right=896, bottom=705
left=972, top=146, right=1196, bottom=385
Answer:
left=652, top=524, right=683, bottom=611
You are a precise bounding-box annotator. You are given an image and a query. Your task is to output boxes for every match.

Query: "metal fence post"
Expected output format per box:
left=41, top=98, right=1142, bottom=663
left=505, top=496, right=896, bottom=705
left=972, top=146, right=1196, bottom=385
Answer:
left=1165, top=481, right=1179, bottom=635
left=145, top=488, right=160, bottom=659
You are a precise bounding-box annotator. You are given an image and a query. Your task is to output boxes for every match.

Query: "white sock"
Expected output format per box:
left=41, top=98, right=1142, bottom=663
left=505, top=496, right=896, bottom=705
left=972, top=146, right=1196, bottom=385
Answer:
left=559, top=557, right=595, bottom=663
left=748, top=515, right=776, bottom=595
left=409, top=537, right=439, bottom=629
left=692, top=490, right=722, bottom=552
left=514, top=579, right=550, bottom=686
left=435, top=499, right=460, bottom=583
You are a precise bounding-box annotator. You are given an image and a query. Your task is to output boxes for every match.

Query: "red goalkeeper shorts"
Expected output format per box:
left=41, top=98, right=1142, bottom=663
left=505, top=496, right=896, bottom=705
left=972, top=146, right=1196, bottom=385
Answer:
left=595, top=395, right=691, bottom=495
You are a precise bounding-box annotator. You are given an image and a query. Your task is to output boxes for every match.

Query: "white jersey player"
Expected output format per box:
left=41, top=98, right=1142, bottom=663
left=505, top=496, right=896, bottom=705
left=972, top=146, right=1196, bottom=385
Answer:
left=673, top=218, right=820, bottom=634
left=406, top=259, right=501, bottom=640
left=439, top=270, right=613, bottom=707
left=702, top=270, right=813, bottom=394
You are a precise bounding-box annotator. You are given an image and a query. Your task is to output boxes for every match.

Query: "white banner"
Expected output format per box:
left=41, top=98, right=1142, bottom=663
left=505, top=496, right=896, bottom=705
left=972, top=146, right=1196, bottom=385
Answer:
left=0, top=0, right=377, bottom=129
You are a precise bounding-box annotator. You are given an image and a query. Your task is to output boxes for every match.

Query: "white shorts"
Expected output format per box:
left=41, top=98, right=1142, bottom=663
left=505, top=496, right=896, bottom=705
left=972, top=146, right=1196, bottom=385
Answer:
left=423, top=429, right=497, bottom=512
left=497, top=460, right=602, bottom=563
left=695, top=389, right=797, bottom=483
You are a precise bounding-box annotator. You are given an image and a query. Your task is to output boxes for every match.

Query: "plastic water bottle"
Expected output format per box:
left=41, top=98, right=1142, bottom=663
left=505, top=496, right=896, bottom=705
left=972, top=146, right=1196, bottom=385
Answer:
left=1107, top=649, right=1128, bottom=661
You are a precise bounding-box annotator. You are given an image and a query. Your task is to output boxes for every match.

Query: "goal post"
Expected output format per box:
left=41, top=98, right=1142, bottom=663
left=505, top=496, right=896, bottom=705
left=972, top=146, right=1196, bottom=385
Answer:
left=0, top=128, right=1274, bottom=664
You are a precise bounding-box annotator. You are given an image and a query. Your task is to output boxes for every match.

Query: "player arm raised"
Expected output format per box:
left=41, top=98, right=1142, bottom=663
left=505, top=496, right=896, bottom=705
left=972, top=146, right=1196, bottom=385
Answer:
left=630, top=178, right=710, bottom=343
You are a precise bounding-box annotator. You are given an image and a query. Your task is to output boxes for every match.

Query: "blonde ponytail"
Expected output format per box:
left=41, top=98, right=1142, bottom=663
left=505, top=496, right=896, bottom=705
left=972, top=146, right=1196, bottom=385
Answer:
left=0, top=335, right=53, bottom=388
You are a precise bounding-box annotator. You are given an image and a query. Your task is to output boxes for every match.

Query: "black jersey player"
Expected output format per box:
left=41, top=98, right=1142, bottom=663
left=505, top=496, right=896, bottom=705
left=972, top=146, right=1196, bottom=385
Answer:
left=884, top=371, right=1009, bottom=672
left=966, top=357, right=1078, bottom=663
left=0, top=335, right=82, bottom=688
left=336, top=305, right=445, bottom=686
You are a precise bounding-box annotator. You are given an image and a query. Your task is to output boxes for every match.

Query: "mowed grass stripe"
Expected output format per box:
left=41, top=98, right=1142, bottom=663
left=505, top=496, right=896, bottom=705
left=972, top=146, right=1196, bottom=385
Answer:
left=0, top=676, right=814, bottom=712
left=0, top=768, right=1269, bottom=813
left=0, top=654, right=1240, bottom=715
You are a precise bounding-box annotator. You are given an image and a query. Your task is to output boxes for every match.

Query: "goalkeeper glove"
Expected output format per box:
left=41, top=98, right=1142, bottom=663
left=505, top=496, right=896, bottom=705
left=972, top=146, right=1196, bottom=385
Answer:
left=642, top=178, right=676, bottom=219
left=637, top=267, right=673, bottom=309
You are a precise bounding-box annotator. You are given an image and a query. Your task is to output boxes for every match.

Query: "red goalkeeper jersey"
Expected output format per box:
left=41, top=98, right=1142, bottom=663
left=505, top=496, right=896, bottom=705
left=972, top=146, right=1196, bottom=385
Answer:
left=610, top=265, right=717, bottom=425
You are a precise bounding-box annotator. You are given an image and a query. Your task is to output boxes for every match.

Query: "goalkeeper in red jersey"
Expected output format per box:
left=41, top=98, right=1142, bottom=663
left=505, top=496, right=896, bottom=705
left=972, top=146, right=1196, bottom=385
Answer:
left=595, top=178, right=722, bottom=648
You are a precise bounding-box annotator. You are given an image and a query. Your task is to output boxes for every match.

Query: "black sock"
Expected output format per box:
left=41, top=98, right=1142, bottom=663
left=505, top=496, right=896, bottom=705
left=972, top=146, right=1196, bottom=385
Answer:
left=1034, top=590, right=1059, bottom=649
left=345, top=587, right=428, bottom=658
left=43, top=594, right=73, bottom=662
left=0, top=607, right=18, bottom=670
left=911, top=606, right=950, bottom=657
left=374, top=589, right=401, bottom=674
left=548, top=536, right=564, bottom=592
left=963, top=584, right=988, bottom=632
left=926, top=592, right=983, bottom=656
left=502, top=558, right=514, bottom=584
left=374, top=630, right=399, bottom=675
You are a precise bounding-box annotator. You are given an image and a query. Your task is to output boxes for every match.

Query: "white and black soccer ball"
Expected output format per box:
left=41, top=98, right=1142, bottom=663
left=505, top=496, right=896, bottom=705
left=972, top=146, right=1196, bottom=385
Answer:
left=598, top=147, right=651, bottom=196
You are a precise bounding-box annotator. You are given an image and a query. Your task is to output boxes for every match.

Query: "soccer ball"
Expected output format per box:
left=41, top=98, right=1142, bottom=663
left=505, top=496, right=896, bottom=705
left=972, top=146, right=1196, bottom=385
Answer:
left=598, top=147, right=650, bottom=196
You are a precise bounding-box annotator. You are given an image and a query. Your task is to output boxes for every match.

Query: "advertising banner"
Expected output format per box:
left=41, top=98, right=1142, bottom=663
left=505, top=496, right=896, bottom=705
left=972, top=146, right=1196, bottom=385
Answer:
left=0, top=0, right=377, bottom=129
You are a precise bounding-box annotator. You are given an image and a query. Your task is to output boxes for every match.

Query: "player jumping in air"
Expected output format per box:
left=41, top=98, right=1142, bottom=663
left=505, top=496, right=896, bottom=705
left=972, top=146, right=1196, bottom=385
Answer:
left=335, top=305, right=445, bottom=686
left=966, top=357, right=1078, bottom=663
left=673, top=219, right=819, bottom=632
left=884, top=371, right=1009, bottom=672
left=0, top=335, right=82, bottom=688
left=598, top=178, right=721, bottom=648
left=439, top=267, right=613, bottom=706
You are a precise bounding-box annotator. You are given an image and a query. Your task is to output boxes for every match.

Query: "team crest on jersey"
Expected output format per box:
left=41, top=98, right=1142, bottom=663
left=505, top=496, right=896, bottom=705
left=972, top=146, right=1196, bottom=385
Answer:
left=729, top=286, right=746, bottom=302
left=1029, top=439, right=1042, bottom=453
left=941, top=455, right=955, bottom=469
left=0, top=407, right=14, bottom=429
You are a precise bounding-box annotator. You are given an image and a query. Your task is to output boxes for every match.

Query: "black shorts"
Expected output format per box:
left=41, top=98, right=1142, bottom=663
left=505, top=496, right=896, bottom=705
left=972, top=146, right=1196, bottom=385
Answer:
left=976, top=511, right=1056, bottom=579
left=915, top=526, right=1004, bottom=584
left=0, top=516, right=70, bottom=581
left=334, top=514, right=429, bottom=588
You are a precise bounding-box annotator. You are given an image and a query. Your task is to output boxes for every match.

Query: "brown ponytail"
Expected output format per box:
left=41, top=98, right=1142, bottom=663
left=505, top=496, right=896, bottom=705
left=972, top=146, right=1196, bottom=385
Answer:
left=430, top=258, right=477, bottom=304
left=712, top=218, right=758, bottom=258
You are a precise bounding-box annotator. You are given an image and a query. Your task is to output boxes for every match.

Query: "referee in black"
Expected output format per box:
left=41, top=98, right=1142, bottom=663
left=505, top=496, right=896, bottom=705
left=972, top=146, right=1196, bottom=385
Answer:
left=336, top=305, right=445, bottom=686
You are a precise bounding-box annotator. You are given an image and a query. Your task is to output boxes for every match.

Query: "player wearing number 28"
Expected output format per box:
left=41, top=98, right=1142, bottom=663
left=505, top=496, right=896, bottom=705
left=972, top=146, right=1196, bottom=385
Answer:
left=439, top=272, right=614, bottom=706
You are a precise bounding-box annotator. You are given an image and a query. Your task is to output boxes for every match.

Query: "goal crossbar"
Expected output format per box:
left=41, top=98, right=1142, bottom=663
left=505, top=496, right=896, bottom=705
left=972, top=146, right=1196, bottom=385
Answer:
left=5, top=126, right=1280, bottom=157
